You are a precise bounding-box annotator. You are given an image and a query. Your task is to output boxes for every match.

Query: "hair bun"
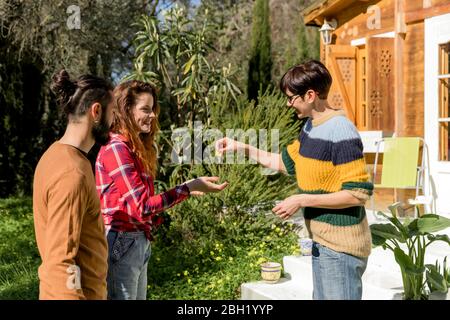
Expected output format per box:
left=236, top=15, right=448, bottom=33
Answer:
left=51, top=69, right=77, bottom=107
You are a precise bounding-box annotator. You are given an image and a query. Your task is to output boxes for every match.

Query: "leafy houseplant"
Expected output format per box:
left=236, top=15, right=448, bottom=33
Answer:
left=370, top=203, right=450, bottom=300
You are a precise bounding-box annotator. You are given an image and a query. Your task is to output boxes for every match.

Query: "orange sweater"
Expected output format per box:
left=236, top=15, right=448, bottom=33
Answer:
left=33, top=142, right=108, bottom=300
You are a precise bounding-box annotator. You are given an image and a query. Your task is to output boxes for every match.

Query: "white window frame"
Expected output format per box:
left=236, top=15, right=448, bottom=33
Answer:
left=425, top=13, right=450, bottom=215
left=437, top=47, right=449, bottom=162
left=425, top=13, right=450, bottom=170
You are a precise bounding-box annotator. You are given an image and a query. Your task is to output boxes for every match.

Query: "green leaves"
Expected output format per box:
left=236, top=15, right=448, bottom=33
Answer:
left=426, top=234, right=450, bottom=246
left=247, top=0, right=272, bottom=101
left=371, top=233, right=387, bottom=247
left=417, top=214, right=450, bottom=234
left=183, top=55, right=197, bottom=75
left=370, top=223, right=404, bottom=243
left=394, top=247, right=425, bottom=275
left=370, top=203, right=450, bottom=299
left=426, top=264, right=448, bottom=293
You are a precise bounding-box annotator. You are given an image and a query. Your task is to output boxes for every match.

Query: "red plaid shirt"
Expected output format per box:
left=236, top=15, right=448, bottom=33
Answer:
left=95, top=133, right=190, bottom=240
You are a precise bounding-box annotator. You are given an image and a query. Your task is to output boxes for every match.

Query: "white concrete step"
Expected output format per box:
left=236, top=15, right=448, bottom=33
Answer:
left=282, top=255, right=311, bottom=281
left=241, top=211, right=450, bottom=300
left=241, top=245, right=449, bottom=300
left=284, top=251, right=400, bottom=279
left=240, top=280, right=402, bottom=300
left=240, top=278, right=312, bottom=300
left=282, top=252, right=404, bottom=291
left=240, top=272, right=402, bottom=300
left=241, top=253, right=403, bottom=300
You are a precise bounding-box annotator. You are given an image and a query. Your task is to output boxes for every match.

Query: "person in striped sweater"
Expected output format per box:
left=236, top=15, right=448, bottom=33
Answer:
left=215, top=60, right=373, bottom=300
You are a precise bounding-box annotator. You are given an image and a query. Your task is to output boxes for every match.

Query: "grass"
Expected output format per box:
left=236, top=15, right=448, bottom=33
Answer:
left=0, top=197, right=40, bottom=299
left=0, top=197, right=300, bottom=300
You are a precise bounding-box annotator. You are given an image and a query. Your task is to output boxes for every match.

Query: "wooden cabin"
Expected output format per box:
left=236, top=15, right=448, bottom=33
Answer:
left=302, top=0, right=450, bottom=216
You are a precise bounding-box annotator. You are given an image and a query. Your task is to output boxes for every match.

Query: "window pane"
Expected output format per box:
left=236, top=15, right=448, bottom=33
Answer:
left=440, top=42, right=450, bottom=75
left=440, top=122, right=449, bottom=161
left=440, top=78, right=449, bottom=118
left=439, top=43, right=449, bottom=161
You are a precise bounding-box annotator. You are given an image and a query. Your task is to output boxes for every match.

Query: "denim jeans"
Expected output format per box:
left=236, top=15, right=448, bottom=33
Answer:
left=106, top=230, right=151, bottom=300
left=311, top=241, right=368, bottom=300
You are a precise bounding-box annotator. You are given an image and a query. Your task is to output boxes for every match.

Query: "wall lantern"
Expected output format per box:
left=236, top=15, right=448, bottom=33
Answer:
left=319, top=19, right=335, bottom=45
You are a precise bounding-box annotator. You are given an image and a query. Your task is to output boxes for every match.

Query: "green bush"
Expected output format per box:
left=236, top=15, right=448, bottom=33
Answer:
left=147, top=89, right=302, bottom=299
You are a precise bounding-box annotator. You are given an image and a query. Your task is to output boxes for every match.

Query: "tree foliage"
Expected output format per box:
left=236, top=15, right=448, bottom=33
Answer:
left=0, top=0, right=155, bottom=196
left=125, top=5, right=241, bottom=129
left=0, top=0, right=321, bottom=198
left=247, top=0, right=272, bottom=101
left=270, top=0, right=320, bottom=81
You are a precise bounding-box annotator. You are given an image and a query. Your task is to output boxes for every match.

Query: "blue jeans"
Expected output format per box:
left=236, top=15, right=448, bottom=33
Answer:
left=311, top=241, right=368, bottom=300
left=106, top=230, right=151, bottom=300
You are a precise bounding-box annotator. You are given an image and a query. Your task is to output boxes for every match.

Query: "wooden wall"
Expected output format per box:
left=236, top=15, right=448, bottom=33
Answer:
left=405, top=0, right=450, bottom=12
left=402, top=21, right=425, bottom=138
left=323, top=0, right=425, bottom=139
left=332, top=0, right=395, bottom=44
left=319, top=0, right=450, bottom=139
left=313, top=0, right=450, bottom=214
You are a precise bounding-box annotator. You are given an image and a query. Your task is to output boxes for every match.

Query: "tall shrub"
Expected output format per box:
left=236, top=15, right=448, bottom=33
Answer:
left=147, top=89, right=301, bottom=298
left=247, top=0, right=272, bottom=101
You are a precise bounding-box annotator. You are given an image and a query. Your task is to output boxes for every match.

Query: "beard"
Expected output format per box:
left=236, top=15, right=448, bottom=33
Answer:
left=92, top=113, right=111, bottom=146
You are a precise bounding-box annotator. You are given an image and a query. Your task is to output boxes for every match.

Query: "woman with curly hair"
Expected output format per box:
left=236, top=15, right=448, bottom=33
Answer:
left=95, top=80, right=227, bottom=300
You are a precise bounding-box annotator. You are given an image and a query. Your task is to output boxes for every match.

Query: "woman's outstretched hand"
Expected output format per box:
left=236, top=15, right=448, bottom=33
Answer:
left=185, top=176, right=228, bottom=196
left=215, top=137, right=246, bottom=155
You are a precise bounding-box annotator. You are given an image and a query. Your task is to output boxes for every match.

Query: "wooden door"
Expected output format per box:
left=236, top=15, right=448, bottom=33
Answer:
left=366, top=37, right=395, bottom=131
left=325, top=45, right=357, bottom=123
left=356, top=45, right=368, bottom=131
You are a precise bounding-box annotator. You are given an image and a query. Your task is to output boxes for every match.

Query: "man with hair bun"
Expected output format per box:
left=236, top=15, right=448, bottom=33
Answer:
left=32, top=69, right=114, bottom=300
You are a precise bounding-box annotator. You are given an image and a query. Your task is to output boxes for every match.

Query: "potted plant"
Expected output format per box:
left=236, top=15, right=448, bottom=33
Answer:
left=370, top=203, right=450, bottom=300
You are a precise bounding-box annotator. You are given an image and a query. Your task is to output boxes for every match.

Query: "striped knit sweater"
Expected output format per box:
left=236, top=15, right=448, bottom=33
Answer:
left=281, top=110, right=373, bottom=258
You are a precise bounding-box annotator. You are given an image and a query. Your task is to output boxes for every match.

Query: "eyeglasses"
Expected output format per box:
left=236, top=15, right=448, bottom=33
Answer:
left=287, top=94, right=300, bottom=104
left=286, top=90, right=319, bottom=104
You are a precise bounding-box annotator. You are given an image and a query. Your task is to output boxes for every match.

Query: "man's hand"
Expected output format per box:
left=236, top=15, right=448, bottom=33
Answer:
left=272, top=195, right=307, bottom=220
